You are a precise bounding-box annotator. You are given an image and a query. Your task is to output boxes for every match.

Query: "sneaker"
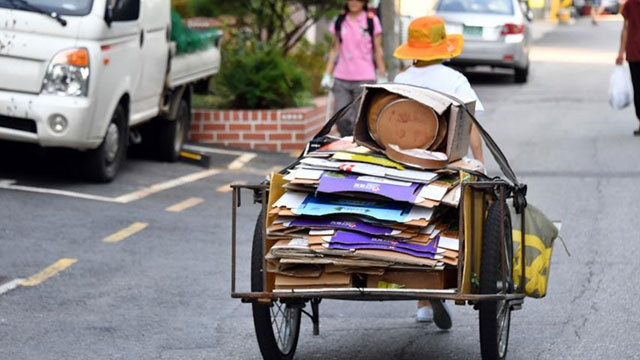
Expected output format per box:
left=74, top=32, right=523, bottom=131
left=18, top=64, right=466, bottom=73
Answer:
left=431, top=300, right=452, bottom=330
left=634, top=127, right=640, bottom=136
left=416, top=306, right=433, bottom=322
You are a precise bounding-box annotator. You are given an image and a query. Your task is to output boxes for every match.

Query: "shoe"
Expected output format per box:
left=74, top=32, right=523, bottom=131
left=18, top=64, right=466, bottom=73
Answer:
left=431, top=300, right=452, bottom=330
left=416, top=306, right=433, bottom=322
left=634, top=128, right=640, bottom=136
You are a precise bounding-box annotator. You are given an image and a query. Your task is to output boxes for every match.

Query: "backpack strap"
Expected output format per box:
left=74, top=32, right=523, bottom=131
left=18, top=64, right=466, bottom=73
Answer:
left=334, top=13, right=347, bottom=43
left=367, top=13, right=376, bottom=68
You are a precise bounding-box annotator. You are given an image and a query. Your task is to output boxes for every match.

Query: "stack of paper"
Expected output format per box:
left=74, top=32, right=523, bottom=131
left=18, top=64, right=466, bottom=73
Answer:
left=266, top=146, right=476, bottom=290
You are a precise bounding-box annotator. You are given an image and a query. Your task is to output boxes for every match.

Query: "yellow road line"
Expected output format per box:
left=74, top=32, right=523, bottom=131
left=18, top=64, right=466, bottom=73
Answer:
left=228, top=153, right=257, bottom=170
left=165, top=197, right=204, bottom=212
left=21, top=258, right=77, bottom=287
left=217, top=181, right=246, bottom=193
left=103, top=222, right=148, bottom=243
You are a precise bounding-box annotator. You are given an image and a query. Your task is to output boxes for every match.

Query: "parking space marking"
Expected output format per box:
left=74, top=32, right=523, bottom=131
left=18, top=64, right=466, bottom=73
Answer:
left=0, top=146, right=260, bottom=203
left=165, top=197, right=204, bottom=212
left=112, top=168, right=221, bottom=203
left=103, top=222, right=148, bottom=243
left=0, top=278, right=24, bottom=296
left=0, top=168, right=221, bottom=204
left=21, top=258, right=77, bottom=287
left=217, top=181, right=246, bottom=193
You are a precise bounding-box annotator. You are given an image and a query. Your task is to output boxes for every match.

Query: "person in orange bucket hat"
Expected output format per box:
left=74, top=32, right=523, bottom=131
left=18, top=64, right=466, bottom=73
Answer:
left=393, top=15, right=485, bottom=330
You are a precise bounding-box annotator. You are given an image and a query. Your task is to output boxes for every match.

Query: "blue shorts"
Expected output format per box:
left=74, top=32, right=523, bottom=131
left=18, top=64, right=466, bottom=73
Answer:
left=592, top=0, right=601, bottom=7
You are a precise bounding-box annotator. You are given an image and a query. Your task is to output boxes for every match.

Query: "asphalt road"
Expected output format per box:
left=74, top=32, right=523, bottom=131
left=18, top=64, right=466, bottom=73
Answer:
left=1, top=16, right=639, bottom=360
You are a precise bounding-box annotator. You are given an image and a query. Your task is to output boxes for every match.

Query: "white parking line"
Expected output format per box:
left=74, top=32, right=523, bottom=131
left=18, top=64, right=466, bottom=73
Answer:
left=0, top=278, right=24, bottom=296
left=0, top=168, right=221, bottom=203
left=0, top=146, right=257, bottom=203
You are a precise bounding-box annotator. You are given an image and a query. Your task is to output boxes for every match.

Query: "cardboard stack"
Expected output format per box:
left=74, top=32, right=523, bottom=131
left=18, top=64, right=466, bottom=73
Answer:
left=264, top=84, right=482, bottom=291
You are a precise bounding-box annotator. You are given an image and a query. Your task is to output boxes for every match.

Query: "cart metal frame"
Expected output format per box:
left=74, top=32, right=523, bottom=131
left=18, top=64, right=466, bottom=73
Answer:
left=230, top=177, right=527, bottom=360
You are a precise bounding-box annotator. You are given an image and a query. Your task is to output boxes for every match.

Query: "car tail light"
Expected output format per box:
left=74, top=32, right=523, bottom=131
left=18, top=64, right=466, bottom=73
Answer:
left=501, top=24, right=524, bottom=35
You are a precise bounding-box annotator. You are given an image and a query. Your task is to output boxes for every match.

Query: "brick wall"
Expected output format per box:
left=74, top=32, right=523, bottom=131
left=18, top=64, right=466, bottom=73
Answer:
left=189, top=97, right=331, bottom=152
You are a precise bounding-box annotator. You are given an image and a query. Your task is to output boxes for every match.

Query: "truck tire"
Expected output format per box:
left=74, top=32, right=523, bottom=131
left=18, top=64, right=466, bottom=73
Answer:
left=158, top=98, right=190, bottom=162
left=84, top=104, right=128, bottom=182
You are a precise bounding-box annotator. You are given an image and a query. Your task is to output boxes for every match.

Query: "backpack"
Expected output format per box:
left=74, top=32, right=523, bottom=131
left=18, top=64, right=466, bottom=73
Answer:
left=334, top=12, right=376, bottom=66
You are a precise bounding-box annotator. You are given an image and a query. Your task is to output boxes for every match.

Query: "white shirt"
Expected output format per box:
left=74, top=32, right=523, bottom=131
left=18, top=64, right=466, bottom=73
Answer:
left=393, top=64, right=484, bottom=114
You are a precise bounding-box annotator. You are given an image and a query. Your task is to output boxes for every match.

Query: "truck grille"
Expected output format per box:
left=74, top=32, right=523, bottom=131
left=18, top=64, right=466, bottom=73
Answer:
left=0, top=115, right=37, bottom=133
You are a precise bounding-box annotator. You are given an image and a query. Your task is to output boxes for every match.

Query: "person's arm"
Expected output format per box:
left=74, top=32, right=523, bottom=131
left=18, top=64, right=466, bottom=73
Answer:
left=324, top=35, right=340, bottom=77
left=469, top=124, right=484, bottom=164
left=373, top=33, right=386, bottom=79
left=616, top=18, right=628, bottom=65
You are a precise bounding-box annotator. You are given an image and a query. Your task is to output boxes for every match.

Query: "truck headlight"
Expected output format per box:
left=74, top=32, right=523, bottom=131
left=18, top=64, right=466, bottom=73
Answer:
left=41, top=48, right=90, bottom=97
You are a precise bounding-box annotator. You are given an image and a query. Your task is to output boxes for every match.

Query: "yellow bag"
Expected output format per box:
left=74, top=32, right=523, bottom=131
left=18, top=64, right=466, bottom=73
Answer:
left=509, top=202, right=559, bottom=298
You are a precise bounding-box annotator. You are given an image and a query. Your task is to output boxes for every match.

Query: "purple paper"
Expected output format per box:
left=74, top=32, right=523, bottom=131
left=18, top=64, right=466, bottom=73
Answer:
left=289, top=217, right=396, bottom=236
left=328, top=230, right=439, bottom=256
left=317, top=172, right=423, bottom=203
left=326, top=242, right=439, bottom=259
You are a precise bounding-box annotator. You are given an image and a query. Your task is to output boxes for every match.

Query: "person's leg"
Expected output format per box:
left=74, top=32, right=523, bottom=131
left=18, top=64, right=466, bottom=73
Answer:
left=333, top=79, right=356, bottom=137
left=335, top=79, right=375, bottom=137
left=628, top=61, right=640, bottom=134
left=591, top=0, right=601, bottom=24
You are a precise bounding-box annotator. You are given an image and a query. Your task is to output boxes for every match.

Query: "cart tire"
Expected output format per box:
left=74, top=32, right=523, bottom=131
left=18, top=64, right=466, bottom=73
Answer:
left=479, top=200, right=514, bottom=360
left=251, top=212, right=301, bottom=360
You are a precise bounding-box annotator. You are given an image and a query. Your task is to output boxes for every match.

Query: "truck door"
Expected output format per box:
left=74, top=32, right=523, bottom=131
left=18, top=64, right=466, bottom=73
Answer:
left=133, top=0, right=170, bottom=123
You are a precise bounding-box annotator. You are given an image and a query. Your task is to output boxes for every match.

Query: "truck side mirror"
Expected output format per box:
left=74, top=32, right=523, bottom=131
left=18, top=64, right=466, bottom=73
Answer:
left=104, top=0, right=120, bottom=27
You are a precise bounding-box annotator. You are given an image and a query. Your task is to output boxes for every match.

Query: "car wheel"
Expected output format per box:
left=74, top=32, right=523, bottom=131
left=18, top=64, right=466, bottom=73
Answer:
left=514, top=66, right=528, bottom=84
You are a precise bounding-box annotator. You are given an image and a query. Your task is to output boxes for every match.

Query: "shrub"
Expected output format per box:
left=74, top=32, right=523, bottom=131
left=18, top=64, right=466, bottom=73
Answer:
left=213, top=41, right=312, bottom=110
left=289, top=35, right=332, bottom=96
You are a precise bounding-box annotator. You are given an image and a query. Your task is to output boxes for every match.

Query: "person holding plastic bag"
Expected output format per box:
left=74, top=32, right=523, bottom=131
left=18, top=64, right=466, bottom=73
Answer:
left=616, top=0, right=640, bottom=136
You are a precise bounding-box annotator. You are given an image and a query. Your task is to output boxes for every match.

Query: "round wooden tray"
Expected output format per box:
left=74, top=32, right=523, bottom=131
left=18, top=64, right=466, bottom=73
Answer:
left=375, top=98, right=440, bottom=150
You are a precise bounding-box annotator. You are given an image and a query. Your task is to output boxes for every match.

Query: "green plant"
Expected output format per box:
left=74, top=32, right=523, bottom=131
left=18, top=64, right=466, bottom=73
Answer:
left=289, top=35, right=332, bottom=96
left=213, top=41, right=312, bottom=109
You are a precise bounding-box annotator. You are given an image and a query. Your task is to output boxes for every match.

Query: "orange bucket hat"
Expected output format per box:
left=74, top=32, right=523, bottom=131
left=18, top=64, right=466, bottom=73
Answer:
left=393, top=16, right=464, bottom=61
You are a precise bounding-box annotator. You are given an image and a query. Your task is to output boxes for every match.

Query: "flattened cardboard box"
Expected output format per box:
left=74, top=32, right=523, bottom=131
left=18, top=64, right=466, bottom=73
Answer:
left=274, top=272, right=353, bottom=289
left=354, top=84, right=475, bottom=163
left=366, top=269, right=457, bottom=290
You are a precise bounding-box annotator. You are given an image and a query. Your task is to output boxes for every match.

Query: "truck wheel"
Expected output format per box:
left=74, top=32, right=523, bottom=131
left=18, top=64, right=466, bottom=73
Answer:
left=158, top=98, right=190, bottom=162
left=84, top=104, right=128, bottom=182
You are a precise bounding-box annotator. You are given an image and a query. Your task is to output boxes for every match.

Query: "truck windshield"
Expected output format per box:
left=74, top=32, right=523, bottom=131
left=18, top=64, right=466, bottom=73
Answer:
left=0, top=0, right=93, bottom=16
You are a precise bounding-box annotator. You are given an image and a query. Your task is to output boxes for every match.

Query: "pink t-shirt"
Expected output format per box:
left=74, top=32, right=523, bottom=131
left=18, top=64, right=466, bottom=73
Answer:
left=330, top=12, right=382, bottom=81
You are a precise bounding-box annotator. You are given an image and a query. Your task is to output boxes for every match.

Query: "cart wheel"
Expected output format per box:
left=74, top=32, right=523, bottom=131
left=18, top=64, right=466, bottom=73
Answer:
left=251, top=212, right=301, bottom=360
left=479, top=200, right=514, bottom=360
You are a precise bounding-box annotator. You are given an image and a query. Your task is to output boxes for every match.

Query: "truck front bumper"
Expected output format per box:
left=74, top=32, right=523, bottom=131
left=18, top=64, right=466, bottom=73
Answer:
left=0, top=90, right=101, bottom=150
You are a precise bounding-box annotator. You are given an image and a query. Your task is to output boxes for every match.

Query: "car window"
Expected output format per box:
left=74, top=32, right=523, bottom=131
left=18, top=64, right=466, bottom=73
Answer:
left=436, top=0, right=515, bottom=15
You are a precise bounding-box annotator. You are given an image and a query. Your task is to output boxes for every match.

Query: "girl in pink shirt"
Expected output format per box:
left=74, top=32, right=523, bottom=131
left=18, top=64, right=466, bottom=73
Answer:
left=322, top=0, right=386, bottom=136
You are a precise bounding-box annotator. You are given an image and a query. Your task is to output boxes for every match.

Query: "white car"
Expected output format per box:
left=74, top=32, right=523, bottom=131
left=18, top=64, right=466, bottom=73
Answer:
left=434, top=0, right=533, bottom=83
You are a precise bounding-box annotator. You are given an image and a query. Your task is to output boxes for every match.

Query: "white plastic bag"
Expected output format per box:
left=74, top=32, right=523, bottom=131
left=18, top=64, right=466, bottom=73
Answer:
left=609, top=65, right=633, bottom=110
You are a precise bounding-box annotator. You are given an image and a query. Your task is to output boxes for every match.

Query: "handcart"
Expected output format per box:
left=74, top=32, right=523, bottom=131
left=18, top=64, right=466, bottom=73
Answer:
left=230, top=85, right=531, bottom=360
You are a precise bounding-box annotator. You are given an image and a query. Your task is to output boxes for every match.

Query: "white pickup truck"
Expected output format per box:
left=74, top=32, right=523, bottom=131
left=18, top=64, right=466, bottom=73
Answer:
left=0, top=0, right=221, bottom=181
